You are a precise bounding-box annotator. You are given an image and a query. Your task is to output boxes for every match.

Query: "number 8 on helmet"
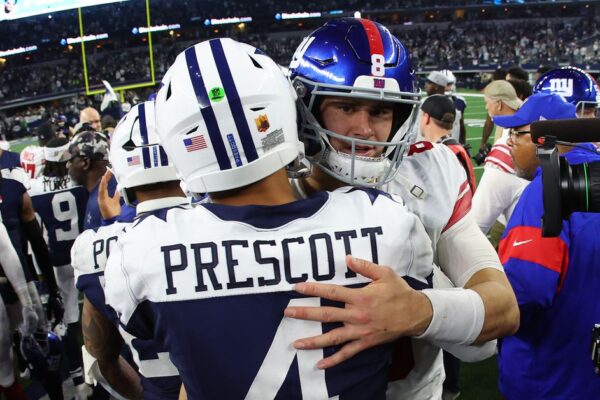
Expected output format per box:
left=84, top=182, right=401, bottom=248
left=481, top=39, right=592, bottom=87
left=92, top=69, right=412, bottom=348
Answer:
left=288, top=18, right=422, bottom=187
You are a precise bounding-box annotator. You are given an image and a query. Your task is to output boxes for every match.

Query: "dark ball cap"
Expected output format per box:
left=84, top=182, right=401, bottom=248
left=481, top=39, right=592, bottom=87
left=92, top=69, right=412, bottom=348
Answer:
left=421, top=94, right=456, bottom=123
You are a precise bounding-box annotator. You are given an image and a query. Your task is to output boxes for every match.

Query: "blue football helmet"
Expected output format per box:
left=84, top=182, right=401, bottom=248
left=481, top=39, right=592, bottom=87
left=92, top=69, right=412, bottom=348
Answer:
left=18, top=331, right=63, bottom=381
left=534, top=66, right=600, bottom=116
left=288, top=18, right=421, bottom=187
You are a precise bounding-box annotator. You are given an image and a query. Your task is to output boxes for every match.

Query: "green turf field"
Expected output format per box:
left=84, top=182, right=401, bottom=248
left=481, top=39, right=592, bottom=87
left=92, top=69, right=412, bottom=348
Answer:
left=8, top=95, right=501, bottom=399
left=462, top=92, right=488, bottom=183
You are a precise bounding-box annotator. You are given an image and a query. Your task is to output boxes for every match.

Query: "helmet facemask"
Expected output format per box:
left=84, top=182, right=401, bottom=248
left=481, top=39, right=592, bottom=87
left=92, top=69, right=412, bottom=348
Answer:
left=294, top=75, right=420, bottom=187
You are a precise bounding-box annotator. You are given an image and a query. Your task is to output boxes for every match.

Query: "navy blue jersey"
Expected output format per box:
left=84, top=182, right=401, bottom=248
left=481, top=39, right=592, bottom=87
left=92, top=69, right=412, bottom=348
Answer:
left=29, top=175, right=87, bottom=267
left=84, top=175, right=117, bottom=230
left=72, top=201, right=186, bottom=400
left=106, top=189, right=434, bottom=400
left=0, top=150, right=21, bottom=169
left=0, top=177, right=27, bottom=266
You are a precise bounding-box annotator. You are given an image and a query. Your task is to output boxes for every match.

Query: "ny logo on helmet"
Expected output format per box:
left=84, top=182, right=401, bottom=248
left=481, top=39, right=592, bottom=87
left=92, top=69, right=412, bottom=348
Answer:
left=549, top=78, right=574, bottom=98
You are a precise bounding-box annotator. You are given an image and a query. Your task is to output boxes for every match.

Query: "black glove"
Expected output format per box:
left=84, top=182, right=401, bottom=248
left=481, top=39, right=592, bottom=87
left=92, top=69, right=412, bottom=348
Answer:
left=463, top=143, right=473, bottom=158
left=46, top=292, right=64, bottom=326
left=473, top=143, right=492, bottom=166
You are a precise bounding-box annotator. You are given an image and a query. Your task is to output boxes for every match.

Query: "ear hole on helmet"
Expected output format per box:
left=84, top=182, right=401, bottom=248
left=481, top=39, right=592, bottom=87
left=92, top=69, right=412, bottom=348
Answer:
left=248, top=55, right=263, bottom=69
left=185, top=126, right=198, bottom=136
left=307, top=56, right=334, bottom=67
left=122, top=139, right=136, bottom=151
left=166, top=82, right=172, bottom=101
left=250, top=107, right=265, bottom=112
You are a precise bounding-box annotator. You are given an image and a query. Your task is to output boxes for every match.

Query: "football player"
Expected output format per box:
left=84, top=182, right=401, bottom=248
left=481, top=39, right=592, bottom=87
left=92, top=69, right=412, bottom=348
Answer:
left=105, top=38, right=434, bottom=400
left=72, top=101, right=184, bottom=400
left=0, top=163, right=63, bottom=328
left=284, top=18, right=518, bottom=399
left=0, top=158, right=65, bottom=399
left=534, top=66, right=600, bottom=118
left=66, top=130, right=134, bottom=230
left=28, top=137, right=89, bottom=396
left=441, top=69, right=468, bottom=145
left=0, top=215, right=37, bottom=400
left=20, top=121, right=55, bottom=180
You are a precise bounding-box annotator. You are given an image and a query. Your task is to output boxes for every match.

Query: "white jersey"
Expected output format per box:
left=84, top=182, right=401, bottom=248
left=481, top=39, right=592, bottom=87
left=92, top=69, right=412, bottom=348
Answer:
left=472, top=133, right=529, bottom=233
left=105, top=188, right=433, bottom=400
left=20, top=145, right=45, bottom=179
left=72, top=196, right=188, bottom=399
left=384, top=142, right=501, bottom=400
left=290, top=142, right=502, bottom=400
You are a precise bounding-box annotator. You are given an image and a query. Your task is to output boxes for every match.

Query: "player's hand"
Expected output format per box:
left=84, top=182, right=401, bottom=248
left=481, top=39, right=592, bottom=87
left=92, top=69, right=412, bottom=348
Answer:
left=46, top=292, right=64, bottom=326
left=99, top=169, right=121, bottom=220
left=20, top=305, right=39, bottom=336
left=284, top=255, right=433, bottom=369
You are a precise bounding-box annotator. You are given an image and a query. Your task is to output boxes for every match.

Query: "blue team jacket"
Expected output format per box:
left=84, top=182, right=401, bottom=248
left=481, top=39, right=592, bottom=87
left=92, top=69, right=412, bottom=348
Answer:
left=498, top=143, right=600, bottom=400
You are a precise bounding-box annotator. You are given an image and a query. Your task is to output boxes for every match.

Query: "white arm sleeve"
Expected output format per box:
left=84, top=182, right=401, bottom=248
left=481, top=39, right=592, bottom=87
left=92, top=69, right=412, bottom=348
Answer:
left=471, top=167, right=528, bottom=234
left=437, top=212, right=504, bottom=287
left=433, top=339, right=497, bottom=362
left=0, top=222, right=32, bottom=306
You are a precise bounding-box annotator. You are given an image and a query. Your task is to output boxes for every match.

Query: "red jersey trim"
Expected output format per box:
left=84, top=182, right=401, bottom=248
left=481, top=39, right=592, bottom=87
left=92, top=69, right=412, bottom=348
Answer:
left=498, top=226, right=570, bottom=290
left=485, top=157, right=515, bottom=174
left=443, top=180, right=472, bottom=233
left=408, top=141, right=434, bottom=156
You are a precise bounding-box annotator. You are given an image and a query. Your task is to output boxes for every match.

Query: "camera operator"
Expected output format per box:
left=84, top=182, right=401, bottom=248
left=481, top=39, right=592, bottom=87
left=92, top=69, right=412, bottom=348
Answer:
left=496, top=92, right=600, bottom=399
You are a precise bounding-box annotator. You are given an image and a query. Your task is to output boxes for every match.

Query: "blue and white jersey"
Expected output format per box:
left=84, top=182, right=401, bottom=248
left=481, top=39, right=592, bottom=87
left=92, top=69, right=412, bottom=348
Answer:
left=29, top=175, right=87, bottom=267
left=105, top=188, right=434, bottom=400
left=0, top=150, right=30, bottom=189
left=72, top=197, right=187, bottom=400
left=450, top=95, right=466, bottom=142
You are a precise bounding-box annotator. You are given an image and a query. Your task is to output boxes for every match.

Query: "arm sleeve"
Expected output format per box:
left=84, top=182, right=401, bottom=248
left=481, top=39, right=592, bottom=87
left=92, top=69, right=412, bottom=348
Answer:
left=104, top=240, right=145, bottom=338
left=471, top=167, right=526, bottom=234
left=438, top=213, right=504, bottom=287
left=0, top=222, right=32, bottom=306
left=497, top=179, right=569, bottom=326
left=22, top=217, right=58, bottom=293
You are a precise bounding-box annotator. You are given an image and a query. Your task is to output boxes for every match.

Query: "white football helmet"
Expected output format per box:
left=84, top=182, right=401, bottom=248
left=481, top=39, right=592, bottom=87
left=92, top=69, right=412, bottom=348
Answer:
left=109, top=101, right=179, bottom=205
left=154, top=38, right=303, bottom=194
left=441, top=69, right=456, bottom=94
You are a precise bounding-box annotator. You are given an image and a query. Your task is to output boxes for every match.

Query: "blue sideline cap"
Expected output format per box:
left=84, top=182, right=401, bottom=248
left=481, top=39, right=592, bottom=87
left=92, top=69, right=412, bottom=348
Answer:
left=493, top=92, right=577, bottom=128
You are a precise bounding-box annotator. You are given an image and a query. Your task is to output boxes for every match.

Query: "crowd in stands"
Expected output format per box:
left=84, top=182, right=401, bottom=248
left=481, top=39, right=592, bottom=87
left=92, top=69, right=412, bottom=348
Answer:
left=2, top=16, right=599, bottom=103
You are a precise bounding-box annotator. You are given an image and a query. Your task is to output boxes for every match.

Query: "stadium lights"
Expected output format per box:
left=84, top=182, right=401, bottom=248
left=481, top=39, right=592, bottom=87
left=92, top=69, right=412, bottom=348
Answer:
left=0, top=45, right=38, bottom=58
left=204, top=16, right=252, bottom=26
left=60, top=33, right=109, bottom=46
left=132, top=24, right=181, bottom=35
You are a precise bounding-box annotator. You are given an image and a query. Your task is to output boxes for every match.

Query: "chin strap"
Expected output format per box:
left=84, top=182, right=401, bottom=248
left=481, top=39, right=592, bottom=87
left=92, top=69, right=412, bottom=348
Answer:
left=393, top=173, right=427, bottom=200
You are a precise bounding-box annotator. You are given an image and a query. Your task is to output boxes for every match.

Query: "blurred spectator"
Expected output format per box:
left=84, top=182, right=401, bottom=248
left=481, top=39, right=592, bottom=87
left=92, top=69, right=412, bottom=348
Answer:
left=79, top=107, right=101, bottom=132
left=506, top=66, right=529, bottom=81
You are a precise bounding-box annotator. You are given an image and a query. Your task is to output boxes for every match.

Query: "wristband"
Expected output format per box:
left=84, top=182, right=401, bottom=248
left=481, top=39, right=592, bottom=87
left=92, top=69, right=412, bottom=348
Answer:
left=416, top=288, right=485, bottom=345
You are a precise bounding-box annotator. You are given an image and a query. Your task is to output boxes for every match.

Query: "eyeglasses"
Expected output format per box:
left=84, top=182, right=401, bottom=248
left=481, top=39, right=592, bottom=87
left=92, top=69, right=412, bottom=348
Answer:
left=508, top=129, right=531, bottom=140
